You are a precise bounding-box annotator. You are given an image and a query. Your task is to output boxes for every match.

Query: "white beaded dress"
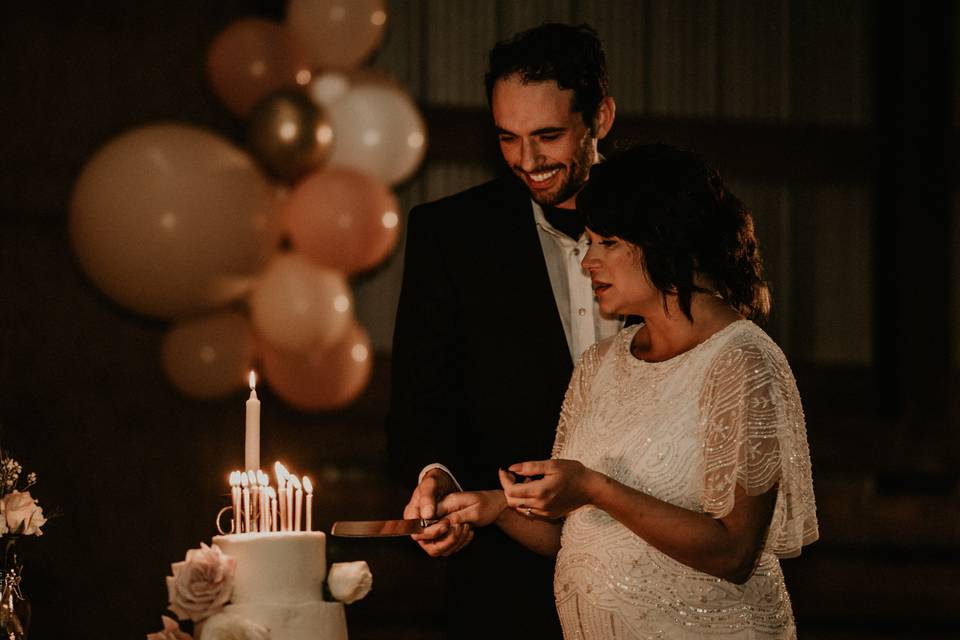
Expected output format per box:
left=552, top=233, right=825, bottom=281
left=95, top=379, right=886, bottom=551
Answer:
left=552, top=320, right=818, bottom=639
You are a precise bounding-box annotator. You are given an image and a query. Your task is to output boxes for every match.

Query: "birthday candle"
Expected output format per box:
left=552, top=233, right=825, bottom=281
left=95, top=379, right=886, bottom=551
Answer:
left=290, top=475, right=303, bottom=532
left=303, top=476, right=313, bottom=532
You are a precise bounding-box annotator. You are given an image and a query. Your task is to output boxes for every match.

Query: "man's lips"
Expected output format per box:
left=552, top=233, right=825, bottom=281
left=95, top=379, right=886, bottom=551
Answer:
left=520, top=166, right=562, bottom=189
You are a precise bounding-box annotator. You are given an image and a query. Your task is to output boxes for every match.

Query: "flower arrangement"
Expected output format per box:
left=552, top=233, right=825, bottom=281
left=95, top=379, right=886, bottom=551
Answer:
left=0, top=448, right=47, bottom=640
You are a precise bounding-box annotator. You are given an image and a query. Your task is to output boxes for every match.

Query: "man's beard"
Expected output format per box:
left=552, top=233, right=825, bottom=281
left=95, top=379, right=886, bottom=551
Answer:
left=523, top=134, right=595, bottom=207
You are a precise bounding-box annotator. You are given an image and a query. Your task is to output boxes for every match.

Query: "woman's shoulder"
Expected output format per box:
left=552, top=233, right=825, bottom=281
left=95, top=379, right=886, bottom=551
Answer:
left=703, top=320, right=796, bottom=384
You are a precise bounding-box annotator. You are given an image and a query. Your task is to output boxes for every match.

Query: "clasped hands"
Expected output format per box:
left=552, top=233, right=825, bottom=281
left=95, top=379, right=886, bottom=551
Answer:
left=403, top=459, right=593, bottom=557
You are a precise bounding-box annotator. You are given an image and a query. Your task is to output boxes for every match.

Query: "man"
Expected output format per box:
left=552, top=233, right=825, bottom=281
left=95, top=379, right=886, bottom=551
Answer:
left=386, top=23, right=619, bottom=638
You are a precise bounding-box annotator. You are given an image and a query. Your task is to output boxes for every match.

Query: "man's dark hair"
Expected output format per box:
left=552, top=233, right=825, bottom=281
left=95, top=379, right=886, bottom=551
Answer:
left=485, top=23, right=609, bottom=129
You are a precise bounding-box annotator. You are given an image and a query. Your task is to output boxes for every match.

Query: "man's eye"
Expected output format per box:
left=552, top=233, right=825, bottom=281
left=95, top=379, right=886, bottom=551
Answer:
left=498, top=135, right=516, bottom=143
left=539, top=134, right=560, bottom=141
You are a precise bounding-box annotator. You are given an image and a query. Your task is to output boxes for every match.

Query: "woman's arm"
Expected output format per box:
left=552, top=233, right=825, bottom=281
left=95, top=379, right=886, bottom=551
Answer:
left=439, top=470, right=563, bottom=557
left=506, top=460, right=776, bottom=584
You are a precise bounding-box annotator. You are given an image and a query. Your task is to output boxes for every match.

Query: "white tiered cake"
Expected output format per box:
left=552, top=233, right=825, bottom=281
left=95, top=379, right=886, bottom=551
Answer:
left=212, top=531, right=347, bottom=640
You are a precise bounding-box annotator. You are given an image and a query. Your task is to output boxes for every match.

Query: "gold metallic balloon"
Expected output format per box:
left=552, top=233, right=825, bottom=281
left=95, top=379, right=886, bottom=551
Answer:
left=247, top=90, right=333, bottom=182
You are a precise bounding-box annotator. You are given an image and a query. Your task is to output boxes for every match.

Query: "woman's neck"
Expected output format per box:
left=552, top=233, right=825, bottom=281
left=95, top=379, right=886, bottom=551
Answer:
left=631, top=293, right=742, bottom=362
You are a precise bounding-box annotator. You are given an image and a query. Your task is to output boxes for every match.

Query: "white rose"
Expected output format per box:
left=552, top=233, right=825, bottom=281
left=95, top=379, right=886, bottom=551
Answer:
left=2, top=491, right=45, bottom=536
left=326, top=561, right=372, bottom=604
left=199, top=612, right=269, bottom=640
left=166, top=543, right=237, bottom=622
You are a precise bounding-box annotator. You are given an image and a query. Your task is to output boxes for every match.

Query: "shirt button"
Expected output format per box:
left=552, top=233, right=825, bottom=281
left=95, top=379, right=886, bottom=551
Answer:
left=578, top=308, right=586, bottom=316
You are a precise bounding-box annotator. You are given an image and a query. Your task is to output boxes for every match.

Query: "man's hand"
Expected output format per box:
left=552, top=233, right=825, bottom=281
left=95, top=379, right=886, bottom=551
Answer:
left=403, top=468, right=474, bottom=557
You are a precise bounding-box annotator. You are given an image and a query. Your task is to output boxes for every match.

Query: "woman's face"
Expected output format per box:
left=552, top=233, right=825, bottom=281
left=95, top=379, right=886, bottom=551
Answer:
left=581, top=229, right=659, bottom=316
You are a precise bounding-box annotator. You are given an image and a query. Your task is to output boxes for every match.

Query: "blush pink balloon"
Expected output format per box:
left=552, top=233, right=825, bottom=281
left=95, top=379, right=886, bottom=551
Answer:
left=286, top=0, right=387, bottom=70
left=207, top=17, right=312, bottom=117
left=249, top=252, right=353, bottom=352
left=261, top=322, right=372, bottom=411
left=161, top=311, right=255, bottom=399
left=283, top=168, right=400, bottom=274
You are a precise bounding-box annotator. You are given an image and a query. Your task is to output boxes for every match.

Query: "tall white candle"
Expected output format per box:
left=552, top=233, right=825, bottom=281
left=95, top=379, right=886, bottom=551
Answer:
left=303, top=476, right=313, bottom=532
left=245, top=371, right=260, bottom=473
left=240, top=472, right=251, bottom=533
left=290, top=475, right=303, bottom=532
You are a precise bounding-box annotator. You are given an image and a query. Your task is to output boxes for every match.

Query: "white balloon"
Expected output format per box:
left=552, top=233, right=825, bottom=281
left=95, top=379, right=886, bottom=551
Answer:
left=249, top=253, right=353, bottom=352
left=69, top=123, right=278, bottom=318
left=324, top=83, right=427, bottom=185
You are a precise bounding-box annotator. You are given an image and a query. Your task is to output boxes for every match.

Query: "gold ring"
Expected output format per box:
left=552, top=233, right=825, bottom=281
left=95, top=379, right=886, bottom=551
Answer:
left=523, top=507, right=533, bottom=517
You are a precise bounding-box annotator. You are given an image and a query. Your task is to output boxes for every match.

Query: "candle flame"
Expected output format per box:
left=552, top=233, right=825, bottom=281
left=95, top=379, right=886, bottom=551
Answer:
left=303, top=476, right=313, bottom=494
left=249, top=370, right=257, bottom=389
left=240, top=472, right=249, bottom=487
left=289, top=475, right=302, bottom=491
left=257, top=470, right=269, bottom=486
left=275, top=461, right=288, bottom=483
left=230, top=471, right=241, bottom=486
left=247, top=470, right=257, bottom=485
left=266, top=486, right=276, bottom=499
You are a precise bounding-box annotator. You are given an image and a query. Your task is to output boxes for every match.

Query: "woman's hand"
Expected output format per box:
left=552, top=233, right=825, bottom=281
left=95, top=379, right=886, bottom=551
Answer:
left=438, top=490, right=507, bottom=528
left=501, top=460, right=598, bottom=519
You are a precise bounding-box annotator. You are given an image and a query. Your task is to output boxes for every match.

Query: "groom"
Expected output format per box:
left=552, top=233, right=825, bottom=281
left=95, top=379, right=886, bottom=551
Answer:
left=387, top=23, right=619, bottom=639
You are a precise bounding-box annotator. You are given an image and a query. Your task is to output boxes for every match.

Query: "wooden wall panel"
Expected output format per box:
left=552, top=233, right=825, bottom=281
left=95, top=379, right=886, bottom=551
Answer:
left=791, top=185, right=873, bottom=365
left=718, top=0, right=790, bottom=120
left=423, top=0, right=496, bottom=105
left=645, top=0, right=720, bottom=117
left=497, top=0, right=575, bottom=37
left=790, top=0, right=873, bottom=124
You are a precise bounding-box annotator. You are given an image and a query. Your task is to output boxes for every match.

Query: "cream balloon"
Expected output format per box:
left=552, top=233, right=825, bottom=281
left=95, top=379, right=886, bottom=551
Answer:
left=249, top=252, right=353, bottom=352
left=207, top=17, right=313, bottom=117
left=70, top=123, right=279, bottom=318
left=324, top=82, right=427, bottom=185
left=282, top=168, right=399, bottom=273
left=261, top=321, right=372, bottom=411
left=161, top=311, right=255, bottom=399
left=286, top=0, right=387, bottom=70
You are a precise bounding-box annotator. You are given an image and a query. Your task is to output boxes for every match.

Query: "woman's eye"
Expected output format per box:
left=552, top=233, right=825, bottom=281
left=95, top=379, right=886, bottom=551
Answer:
left=600, top=240, right=617, bottom=247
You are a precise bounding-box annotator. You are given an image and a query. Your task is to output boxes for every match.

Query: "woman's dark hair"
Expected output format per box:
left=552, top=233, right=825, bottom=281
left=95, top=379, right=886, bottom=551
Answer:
left=579, top=144, right=771, bottom=323
left=485, top=23, right=608, bottom=130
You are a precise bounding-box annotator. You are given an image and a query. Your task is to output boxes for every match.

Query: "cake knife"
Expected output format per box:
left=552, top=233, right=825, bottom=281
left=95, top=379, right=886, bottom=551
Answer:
left=330, top=518, right=441, bottom=537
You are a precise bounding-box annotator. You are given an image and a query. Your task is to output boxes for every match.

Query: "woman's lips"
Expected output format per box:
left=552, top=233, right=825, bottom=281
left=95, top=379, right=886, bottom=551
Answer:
left=592, top=281, right=611, bottom=295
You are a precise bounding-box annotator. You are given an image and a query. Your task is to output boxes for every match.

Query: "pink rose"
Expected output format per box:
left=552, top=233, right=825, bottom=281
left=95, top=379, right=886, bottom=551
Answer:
left=165, top=543, right=236, bottom=622
left=147, top=615, right=193, bottom=640
left=2, top=490, right=46, bottom=536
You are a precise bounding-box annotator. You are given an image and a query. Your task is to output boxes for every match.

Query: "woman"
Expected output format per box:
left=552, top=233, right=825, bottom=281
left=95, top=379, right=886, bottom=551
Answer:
left=439, top=144, right=818, bottom=638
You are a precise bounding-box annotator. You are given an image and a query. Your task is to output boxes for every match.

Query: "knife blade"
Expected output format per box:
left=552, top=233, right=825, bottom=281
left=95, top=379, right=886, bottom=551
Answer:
left=330, top=518, right=441, bottom=537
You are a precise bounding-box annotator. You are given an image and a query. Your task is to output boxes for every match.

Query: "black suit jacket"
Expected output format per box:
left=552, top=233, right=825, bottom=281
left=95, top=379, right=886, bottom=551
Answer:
left=387, top=175, right=570, bottom=638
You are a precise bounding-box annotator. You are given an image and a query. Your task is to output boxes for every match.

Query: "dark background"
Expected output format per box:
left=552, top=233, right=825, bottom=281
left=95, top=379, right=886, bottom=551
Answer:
left=1, top=1, right=957, bottom=638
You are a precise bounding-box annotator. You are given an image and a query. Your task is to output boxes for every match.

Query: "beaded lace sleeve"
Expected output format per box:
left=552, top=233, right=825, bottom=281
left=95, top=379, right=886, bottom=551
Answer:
left=699, top=332, right=819, bottom=558
left=551, top=339, right=607, bottom=459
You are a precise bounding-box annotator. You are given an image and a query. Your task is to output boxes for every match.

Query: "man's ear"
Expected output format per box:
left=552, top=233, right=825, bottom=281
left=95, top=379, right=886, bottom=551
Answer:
left=593, top=96, right=616, bottom=140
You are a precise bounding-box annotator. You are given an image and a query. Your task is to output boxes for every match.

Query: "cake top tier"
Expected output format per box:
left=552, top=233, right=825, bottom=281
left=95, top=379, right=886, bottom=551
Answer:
left=213, top=531, right=327, bottom=605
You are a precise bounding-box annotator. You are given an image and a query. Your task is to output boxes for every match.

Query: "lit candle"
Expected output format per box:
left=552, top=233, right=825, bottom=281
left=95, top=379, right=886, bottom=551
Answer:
left=245, top=371, right=261, bottom=473
left=240, top=472, right=251, bottom=533
left=268, top=486, right=278, bottom=531
left=247, top=470, right=259, bottom=532
left=303, top=476, right=313, bottom=532
left=290, top=475, right=303, bottom=532
left=229, top=471, right=242, bottom=534
left=286, top=474, right=295, bottom=531
left=258, top=470, right=269, bottom=532
left=275, top=462, right=288, bottom=531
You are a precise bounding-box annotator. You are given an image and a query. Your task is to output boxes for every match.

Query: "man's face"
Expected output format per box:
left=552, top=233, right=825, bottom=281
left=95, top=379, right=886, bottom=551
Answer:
left=492, top=76, right=598, bottom=210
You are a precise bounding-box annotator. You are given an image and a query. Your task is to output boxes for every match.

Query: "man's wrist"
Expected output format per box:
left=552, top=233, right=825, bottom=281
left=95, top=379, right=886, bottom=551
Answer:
left=418, top=463, right=463, bottom=492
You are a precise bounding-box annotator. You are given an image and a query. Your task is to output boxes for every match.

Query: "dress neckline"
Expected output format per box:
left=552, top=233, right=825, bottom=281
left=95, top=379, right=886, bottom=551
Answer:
left=619, top=319, right=749, bottom=367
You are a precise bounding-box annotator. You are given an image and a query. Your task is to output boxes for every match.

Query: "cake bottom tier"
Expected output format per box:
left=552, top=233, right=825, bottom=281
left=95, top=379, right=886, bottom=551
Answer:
left=223, top=600, right=347, bottom=640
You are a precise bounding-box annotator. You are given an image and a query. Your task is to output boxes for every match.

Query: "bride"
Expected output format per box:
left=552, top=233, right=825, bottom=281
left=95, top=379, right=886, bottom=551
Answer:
left=436, top=144, right=818, bottom=639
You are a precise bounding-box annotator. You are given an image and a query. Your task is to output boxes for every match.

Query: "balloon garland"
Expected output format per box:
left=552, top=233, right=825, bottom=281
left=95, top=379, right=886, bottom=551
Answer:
left=69, top=0, right=426, bottom=411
